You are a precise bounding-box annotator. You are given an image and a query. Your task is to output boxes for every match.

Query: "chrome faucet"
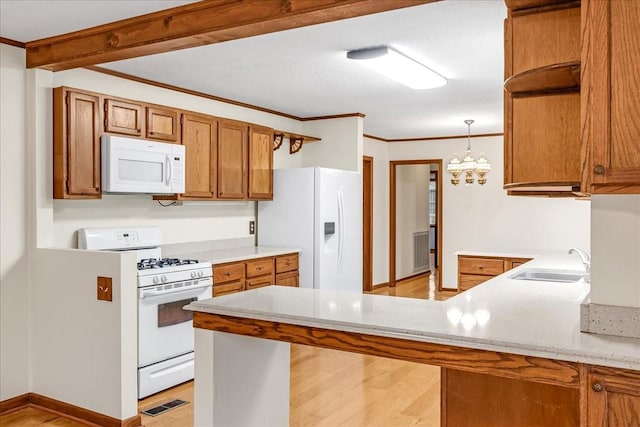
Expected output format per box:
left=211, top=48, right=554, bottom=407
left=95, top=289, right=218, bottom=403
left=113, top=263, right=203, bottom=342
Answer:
left=569, top=248, right=591, bottom=284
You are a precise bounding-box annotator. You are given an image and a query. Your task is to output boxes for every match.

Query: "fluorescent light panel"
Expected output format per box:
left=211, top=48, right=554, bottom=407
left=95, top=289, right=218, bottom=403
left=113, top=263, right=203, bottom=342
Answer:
left=347, top=46, right=447, bottom=90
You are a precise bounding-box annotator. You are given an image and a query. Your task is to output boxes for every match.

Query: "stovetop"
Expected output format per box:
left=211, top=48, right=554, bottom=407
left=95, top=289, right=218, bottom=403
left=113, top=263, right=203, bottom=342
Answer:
left=137, top=258, right=200, bottom=271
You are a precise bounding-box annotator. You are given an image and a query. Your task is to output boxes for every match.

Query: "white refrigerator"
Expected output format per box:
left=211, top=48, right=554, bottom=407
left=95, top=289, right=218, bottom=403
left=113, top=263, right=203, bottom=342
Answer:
left=258, top=167, right=362, bottom=293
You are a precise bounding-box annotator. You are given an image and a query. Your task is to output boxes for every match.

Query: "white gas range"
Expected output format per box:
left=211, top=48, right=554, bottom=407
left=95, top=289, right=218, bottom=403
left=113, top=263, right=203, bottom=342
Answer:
left=78, top=227, right=212, bottom=399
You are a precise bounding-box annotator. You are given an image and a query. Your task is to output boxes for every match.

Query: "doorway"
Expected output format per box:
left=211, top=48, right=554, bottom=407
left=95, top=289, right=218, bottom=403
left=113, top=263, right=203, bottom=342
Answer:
left=389, top=160, right=443, bottom=291
left=363, top=156, right=373, bottom=292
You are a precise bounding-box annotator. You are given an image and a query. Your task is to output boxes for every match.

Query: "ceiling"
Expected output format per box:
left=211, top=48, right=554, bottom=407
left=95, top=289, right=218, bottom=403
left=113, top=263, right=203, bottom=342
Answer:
left=0, top=0, right=507, bottom=140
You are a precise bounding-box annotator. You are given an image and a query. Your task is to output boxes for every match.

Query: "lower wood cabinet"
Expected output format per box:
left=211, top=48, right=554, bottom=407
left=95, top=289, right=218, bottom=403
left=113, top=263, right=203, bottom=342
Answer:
left=458, top=254, right=532, bottom=291
left=442, top=368, right=580, bottom=427
left=586, top=366, right=640, bottom=426
left=275, top=253, right=299, bottom=287
left=213, top=253, right=299, bottom=296
left=441, top=364, right=640, bottom=426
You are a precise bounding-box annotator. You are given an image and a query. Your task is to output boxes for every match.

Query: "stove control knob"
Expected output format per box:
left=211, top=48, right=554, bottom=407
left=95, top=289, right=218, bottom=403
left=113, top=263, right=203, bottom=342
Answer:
left=161, top=275, right=167, bottom=283
left=153, top=276, right=159, bottom=284
left=197, top=270, right=203, bottom=278
left=191, top=271, right=196, bottom=279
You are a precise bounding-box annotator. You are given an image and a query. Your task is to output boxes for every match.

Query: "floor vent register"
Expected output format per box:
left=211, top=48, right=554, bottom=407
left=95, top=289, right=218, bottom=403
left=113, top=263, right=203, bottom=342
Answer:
left=140, top=399, right=189, bottom=417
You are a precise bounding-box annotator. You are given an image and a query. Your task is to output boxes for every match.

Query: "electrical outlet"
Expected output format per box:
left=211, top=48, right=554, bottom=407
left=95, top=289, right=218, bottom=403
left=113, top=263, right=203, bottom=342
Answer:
left=249, top=220, right=255, bottom=235
left=97, top=276, right=113, bottom=302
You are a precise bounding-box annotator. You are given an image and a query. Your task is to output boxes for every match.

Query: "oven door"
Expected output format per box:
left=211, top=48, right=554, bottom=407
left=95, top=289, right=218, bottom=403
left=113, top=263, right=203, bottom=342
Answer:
left=138, top=281, right=211, bottom=368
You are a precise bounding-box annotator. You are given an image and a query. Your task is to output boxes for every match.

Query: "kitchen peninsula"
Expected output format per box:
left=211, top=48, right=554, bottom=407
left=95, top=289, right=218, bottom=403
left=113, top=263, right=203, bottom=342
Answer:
left=187, top=254, right=640, bottom=426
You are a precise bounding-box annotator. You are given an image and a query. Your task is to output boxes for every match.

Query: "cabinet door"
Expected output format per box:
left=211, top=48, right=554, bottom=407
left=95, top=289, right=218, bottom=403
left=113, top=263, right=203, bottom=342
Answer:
left=53, top=87, right=102, bottom=199
left=104, top=98, right=144, bottom=136
left=587, top=367, right=640, bottom=426
left=276, top=271, right=299, bottom=287
left=248, top=125, right=273, bottom=200
left=147, top=107, right=179, bottom=142
left=181, top=113, right=217, bottom=199
left=582, top=0, right=640, bottom=194
left=218, top=120, right=247, bottom=199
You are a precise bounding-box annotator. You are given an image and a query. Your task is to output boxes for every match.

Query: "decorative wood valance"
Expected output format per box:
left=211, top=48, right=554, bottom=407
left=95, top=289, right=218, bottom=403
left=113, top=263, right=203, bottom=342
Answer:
left=272, top=131, right=321, bottom=153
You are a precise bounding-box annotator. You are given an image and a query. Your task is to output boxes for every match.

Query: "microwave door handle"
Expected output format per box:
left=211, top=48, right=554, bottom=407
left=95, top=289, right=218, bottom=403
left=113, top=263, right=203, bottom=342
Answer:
left=165, top=154, right=172, bottom=185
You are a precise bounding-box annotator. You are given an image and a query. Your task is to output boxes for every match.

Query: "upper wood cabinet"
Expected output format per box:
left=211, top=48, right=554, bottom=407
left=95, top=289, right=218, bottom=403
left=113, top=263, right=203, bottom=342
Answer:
left=218, top=119, right=248, bottom=199
left=53, top=87, right=102, bottom=199
left=503, top=1, right=583, bottom=196
left=581, top=0, right=640, bottom=194
left=181, top=113, right=218, bottom=199
left=104, top=98, right=144, bottom=137
left=248, top=125, right=274, bottom=200
left=146, top=106, right=179, bottom=142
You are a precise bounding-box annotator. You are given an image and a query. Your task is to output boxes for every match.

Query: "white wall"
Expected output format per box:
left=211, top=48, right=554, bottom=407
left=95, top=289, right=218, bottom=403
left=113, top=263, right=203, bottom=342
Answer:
left=273, top=138, right=303, bottom=169
left=590, top=195, right=640, bottom=308
left=301, top=116, right=364, bottom=172
left=395, top=164, right=430, bottom=279
left=365, top=135, right=591, bottom=288
left=32, top=248, right=138, bottom=420
left=0, top=44, right=31, bottom=400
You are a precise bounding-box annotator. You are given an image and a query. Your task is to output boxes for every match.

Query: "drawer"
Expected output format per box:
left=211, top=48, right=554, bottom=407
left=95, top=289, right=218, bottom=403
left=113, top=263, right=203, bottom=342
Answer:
left=459, top=274, right=490, bottom=291
left=276, top=254, right=298, bottom=273
left=508, top=258, right=532, bottom=270
left=246, top=275, right=274, bottom=290
left=213, top=262, right=245, bottom=284
left=276, top=271, right=299, bottom=287
left=458, top=257, right=504, bottom=276
left=246, top=257, right=274, bottom=278
left=213, top=280, right=244, bottom=297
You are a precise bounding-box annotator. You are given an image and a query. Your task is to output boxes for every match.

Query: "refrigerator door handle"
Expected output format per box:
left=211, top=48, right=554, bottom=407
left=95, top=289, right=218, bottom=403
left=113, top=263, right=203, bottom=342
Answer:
left=337, top=191, right=345, bottom=274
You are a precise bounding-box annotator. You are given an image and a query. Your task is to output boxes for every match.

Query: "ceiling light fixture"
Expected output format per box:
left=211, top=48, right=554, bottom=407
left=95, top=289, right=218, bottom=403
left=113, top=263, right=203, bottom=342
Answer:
left=346, top=46, right=447, bottom=90
left=446, top=120, right=491, bottom=185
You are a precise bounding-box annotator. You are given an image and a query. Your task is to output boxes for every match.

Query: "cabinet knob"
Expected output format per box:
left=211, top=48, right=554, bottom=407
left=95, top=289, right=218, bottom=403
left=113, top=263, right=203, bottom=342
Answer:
left=594, top=165, right=605, bottom=175
left=592, top=382, right=604, bottom=392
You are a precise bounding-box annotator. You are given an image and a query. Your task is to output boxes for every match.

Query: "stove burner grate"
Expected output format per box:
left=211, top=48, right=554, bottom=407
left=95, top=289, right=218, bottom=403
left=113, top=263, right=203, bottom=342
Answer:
left=137, top=258, right=200, bottom=270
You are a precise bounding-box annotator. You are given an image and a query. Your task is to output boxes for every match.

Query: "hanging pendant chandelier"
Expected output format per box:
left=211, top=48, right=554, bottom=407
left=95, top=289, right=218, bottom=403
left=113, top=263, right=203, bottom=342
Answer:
left=446, top=120, right=491, bottom=185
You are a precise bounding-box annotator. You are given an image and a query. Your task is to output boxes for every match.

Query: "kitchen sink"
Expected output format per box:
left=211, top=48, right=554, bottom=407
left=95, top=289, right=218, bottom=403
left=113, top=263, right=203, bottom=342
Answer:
left=510, top=268, right=583, bottom=283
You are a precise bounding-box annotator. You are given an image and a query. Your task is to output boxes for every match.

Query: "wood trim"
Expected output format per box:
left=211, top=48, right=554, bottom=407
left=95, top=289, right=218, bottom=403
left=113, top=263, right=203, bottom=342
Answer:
left=86, top=66, right=301, bottom=121
left=0, top=393, right=30, bottom=415
left=0, top=393, right=141, bottom=426
left=193, top=312, right=581, bottom=388
left=26, top=0, right=437, bottom=71
left=396, top=271, right=430, bottom=285
left=0, top=37, right=25, bottom=48
left=363, top=156, right=374, bottom=292
left=301, top=113, right=366, bottom=121
left=389, top=161, right=396, bottom=287
left=365, top=133, right=504, bottom=142
left=371, top=281, right=390, bottom=289
left=390, top=159, right=443, bottom=289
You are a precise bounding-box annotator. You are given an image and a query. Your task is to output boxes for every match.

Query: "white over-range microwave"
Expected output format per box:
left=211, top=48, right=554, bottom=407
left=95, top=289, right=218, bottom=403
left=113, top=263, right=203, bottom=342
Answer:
left=101, top=135, right=185, bottom=194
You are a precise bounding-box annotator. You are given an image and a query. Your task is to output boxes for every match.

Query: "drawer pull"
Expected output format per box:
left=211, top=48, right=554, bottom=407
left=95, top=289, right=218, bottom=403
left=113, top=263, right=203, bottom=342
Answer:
left=256, top=266, right=263, bottom=271
left=594, top=165, right=605, bottom=175
left=592, top=382, right=603, bottom=393
left=224, top=272, right=232, bottom=276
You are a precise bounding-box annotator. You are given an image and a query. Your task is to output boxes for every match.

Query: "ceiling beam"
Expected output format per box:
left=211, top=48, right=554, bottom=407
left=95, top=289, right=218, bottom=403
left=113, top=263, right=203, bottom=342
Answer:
left=26, top=0, right=437, bottom=71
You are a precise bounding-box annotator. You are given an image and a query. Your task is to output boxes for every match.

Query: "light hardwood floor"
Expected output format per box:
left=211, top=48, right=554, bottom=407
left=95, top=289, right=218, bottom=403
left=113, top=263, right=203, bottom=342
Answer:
left=2, top=271, right=451, bottom=426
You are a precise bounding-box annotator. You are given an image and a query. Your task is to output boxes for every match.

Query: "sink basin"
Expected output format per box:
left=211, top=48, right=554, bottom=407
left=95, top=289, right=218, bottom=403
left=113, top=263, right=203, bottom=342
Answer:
left=510, top=268, right=583, bottom=283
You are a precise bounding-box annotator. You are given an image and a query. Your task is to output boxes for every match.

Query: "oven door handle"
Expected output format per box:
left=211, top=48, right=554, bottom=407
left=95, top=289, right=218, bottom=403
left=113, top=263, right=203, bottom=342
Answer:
left=139, top=281, right=212, bottom=299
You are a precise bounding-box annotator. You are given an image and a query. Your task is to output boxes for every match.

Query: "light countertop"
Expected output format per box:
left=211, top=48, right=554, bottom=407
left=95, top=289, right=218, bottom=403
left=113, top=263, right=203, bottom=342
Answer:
left=187, top=253, right=640, bottom=371
left=179, top=246, right=299, bottom=265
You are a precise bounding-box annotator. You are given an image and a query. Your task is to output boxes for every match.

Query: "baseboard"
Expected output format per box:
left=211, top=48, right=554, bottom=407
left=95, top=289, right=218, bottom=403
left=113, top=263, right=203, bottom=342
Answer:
left=372, top=282, right=389, bottom=289
left=396, top=271, right=430, bottom=284
left=0, top=393, right=141, bottom=426
left=0, top=393, right=30, bottom=415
